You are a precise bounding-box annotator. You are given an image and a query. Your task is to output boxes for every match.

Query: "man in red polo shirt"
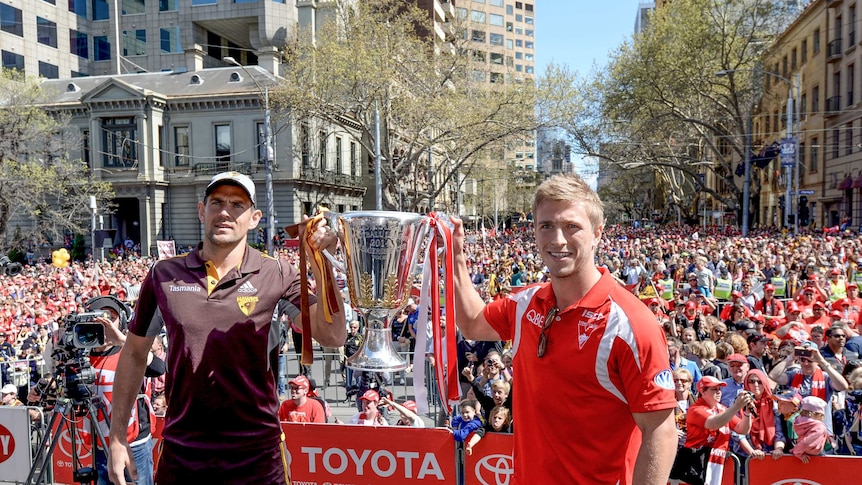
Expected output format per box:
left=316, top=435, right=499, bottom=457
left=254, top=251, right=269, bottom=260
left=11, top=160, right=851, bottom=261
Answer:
left=278, top=376, right=325, bottom=423
left=450, top=174, right=677, bottom=485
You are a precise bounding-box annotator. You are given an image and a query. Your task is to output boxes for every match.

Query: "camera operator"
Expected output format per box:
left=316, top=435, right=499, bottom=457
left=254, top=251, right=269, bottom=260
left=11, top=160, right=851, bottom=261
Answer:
left=83, top=296, right=165, bottom=485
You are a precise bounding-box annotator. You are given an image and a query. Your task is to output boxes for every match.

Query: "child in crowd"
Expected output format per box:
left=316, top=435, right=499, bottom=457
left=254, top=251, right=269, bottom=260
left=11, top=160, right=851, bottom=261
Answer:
left=465, top=406, right=512, bottom=456
left=450, top=399, right=483, bottom=443
left=793, top=396, right=829, bottom=463
left=774, top=390, right=802, bottom=455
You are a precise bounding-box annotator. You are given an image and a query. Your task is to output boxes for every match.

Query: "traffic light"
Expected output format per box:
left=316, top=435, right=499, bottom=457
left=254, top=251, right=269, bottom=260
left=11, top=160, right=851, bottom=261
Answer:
left=799, top=196, right=810, bottom=227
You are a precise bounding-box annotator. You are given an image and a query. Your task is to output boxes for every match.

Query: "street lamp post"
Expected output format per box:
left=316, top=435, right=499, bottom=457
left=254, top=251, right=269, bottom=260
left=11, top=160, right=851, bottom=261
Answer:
left=224, top=56, right=276, bottom=255
left=717, top=69, right=801, bottom=236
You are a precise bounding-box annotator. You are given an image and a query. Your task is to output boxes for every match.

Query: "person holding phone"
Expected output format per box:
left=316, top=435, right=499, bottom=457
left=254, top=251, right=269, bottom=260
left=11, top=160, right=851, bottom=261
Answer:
left=768, top=342, right=849, bottom=437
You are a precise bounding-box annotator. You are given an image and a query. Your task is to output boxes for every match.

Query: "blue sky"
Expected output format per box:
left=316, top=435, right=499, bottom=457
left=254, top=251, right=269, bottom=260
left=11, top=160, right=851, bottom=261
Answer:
left=536, top=1, right=640, bottom=184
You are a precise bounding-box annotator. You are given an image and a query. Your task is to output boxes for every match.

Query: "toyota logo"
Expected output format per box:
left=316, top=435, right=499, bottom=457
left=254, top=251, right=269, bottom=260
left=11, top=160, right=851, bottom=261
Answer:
left=770, top=481, right=823, bottom=485
left=475, top=453, right=514, bottom=485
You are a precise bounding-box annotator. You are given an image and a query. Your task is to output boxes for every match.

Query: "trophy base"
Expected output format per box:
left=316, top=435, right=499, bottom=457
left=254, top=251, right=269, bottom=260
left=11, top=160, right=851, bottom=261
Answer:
left=345, top=327, right=409, bottom=372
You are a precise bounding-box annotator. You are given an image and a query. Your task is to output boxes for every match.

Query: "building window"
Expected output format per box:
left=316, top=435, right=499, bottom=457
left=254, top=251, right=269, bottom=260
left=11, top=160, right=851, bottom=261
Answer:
left=174, top=126, right=189, bottom=166
left=489, top=14, right=504, bottom=26
left=350, top=141, right=358, bottom=176
left=525, top=16, right=533, bottom=25
left=38, top=61, right=58, bottom=79
left=122, top=0, right=144, bottom=14
left=160, top=27, right=181, bottom=53
left=300, top=122, right=310, bottom=167
left=800, top=93, right=806, bottom=119
left=102, top=117, right=138, bottom=168
left=813, top=28, right=820, bottom=54
left=489, top=33, right=503, bottom=46
left=335, top=137, right=343, bottom=174
left=525, top=53, right=533, bottom=61
left=70, top=30, right=89, bottom=58
left=848, top=64, right=855, bottom=106
left=71, top=70, right=88, bottom=77
left=515, top=1, right=522, bottom=9
left=525, top=65, right=534, bottom=74
left=515, top=64, right=523, bottom=72
left=471, top=30, right=486, bottom=43
left=525, top=29, right=534, bottom=37
left=2, top=50, right=24, bottom=72
left=94, top=36, right=111, bottom=61
left=159, top=0, right=178, bottom=11
left=525, top=41, right=533, bottom=49
left=514, top=27, right=522, bottom=35
left=490, top=0, right=502, bottom=5
left=471, top=10, right=485, bottom=23
left=506, top=22, right=512, bottom=32
left=472, top=50, right=486, bottom=63
left=37, top=17, right=58, bottom=48
left=525, top=3, right=533, bottom=11
left=82, top=130, right=90, bottom=167
left=506, top=4, right=512, bottom=15
left=93, top=0, right=109, bottom=20
left=215, top=124, right=231, bottom=163
left=515, top=39, right=522, bottom=47
left=846, top=123, right=853, bottom=156
left=791, top=48, right=797, bottom=70
left=491, top=52, right=504, bottom=65
left=0, top=3, right=23, bottom=37
left=158, top=124, right=164, bottom=166
left=456, top=7, right=467, bottom=19
left=472, top=69, right=486, bottom=81
left=506, top=39, right=513, bottom=49
left=812, top=85, right=819, bottom=114
left=490, top=72, right=504, bottom=84
left=191, top=0, right=217, bottom=5
left=69, top=0, right=87, bottom=16
left=801, top=39, right=808, bottom=63
left=799, top=142, right=805, bottom=167
left=832, top=129, right=840, bottom=159
left=809, top=137, right=818, bottom=172
left=515, top=51, right=523, bottom=60
left=515, top=14, right=522, bottom=22
left=318, top=131, right=327, bottom=169
left=123, top=29, right=147, bottom=56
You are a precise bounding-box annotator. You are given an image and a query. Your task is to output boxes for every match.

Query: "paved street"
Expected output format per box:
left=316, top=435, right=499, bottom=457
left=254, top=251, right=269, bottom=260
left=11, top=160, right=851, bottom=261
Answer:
left=279, top=347, right=440, bottom=426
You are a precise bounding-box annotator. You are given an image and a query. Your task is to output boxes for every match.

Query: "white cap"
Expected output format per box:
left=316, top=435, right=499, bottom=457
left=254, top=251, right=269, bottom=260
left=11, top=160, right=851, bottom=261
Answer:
left=205, top=171, right=256, bottom=205
left=1, top=384, right=17, bottom=395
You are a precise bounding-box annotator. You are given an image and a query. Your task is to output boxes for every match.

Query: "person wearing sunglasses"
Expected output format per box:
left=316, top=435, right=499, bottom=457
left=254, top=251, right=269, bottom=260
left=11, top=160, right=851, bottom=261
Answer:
left=448, top=174, right=677, bottom=485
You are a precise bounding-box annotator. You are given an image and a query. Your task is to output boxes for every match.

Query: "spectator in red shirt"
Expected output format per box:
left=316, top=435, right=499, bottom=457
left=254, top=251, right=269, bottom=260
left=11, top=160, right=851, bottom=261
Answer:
left=754, top=284, right=785, bottom=331
left=805, top=302, right=830, bottom=328
left=278, top=376, right=325, bottom=423
left=682, top=377, right=753, bottom=485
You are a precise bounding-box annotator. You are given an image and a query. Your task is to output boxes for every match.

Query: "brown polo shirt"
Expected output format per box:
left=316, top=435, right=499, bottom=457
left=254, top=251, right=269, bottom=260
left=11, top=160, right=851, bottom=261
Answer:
left=129, top=243, right=312, bottom=455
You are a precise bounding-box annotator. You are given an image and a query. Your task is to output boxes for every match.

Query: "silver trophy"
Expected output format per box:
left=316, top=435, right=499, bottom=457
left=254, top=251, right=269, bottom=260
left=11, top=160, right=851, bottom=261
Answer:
left=324, top=211, right=428, bottom=372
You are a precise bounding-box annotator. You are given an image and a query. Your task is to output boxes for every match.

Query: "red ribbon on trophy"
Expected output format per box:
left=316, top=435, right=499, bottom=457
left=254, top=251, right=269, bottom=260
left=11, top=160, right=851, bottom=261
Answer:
left=424, top=212, right=461, bottom=413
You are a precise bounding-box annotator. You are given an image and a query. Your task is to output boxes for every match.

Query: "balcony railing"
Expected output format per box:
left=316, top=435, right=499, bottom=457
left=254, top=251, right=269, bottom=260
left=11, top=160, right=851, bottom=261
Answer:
left=300, top=166, right=364, bottom=187
left=826, top=95, right=842, bottom=116
left=827, top=38, right=843, bottom=61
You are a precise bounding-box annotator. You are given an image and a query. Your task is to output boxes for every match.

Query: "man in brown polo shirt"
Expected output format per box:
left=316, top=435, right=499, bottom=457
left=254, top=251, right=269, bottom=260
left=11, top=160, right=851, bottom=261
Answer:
left=107, top=172, right=346, bottom=485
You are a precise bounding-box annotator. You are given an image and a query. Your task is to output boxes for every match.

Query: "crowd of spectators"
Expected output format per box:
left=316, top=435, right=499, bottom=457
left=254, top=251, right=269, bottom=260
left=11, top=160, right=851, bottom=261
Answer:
left=5, top=223, right=862, bottom=466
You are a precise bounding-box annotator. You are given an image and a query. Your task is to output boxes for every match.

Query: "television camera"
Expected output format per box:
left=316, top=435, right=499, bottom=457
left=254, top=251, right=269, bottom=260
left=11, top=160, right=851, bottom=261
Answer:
left=27, top=295, right=131, bottom=485
left=0, top=255, right=22, bottom=276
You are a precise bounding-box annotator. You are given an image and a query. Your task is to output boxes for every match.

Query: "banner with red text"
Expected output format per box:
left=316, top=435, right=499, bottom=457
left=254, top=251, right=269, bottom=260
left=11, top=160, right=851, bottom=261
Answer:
left=463, top=432, right=513, bottom=485
left=282, top=423, right=456, bottom=484
left=748, top=454, right=862, bottom=485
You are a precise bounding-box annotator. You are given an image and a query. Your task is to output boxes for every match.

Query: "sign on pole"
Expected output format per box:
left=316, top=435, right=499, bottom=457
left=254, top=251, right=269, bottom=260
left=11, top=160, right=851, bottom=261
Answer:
left=780, top=137, right=797, bottom=167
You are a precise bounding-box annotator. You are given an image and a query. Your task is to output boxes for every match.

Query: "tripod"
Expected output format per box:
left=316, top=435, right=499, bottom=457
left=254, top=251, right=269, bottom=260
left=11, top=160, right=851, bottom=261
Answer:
left=26, top=394, right=111, bottom=485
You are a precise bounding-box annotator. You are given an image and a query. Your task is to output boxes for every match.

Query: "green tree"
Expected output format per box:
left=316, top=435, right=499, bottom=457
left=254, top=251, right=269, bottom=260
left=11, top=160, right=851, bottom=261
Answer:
left=0, top=70, right=114, bottom=252
left=568, top=0, right=794, bottom=223
left=274, top=0, right=576, bottom=211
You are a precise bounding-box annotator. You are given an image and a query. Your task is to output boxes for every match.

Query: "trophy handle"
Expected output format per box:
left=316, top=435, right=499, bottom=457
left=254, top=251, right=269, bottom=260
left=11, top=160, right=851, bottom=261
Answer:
left=321, top=249, right=345, bottom=273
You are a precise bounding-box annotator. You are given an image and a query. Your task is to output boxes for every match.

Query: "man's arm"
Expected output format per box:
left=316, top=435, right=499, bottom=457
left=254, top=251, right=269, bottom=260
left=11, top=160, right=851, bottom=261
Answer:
left=107, top=332, right=156, bottom=485
left=450, top=216, right=502, bottom=341
left=631, top=408, right=677, bottom=485
left=305, top=218, right=347, bottom=348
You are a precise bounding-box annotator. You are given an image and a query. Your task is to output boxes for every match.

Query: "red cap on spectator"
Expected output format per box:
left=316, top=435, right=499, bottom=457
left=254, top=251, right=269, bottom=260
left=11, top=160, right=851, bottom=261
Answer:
left=360, top=390, right=380, bottom=402
left=402, top=400, right=418, bottom=412
left=731, top=291, right=742, bottom=298
left=831, top=268, right=842, bottom=275
left=764, top=284, right=775, bottom=291
left=808, top=274, right=819, bottom=281
left=288, top=376, right=310, bottom=390
left=697, top=376, right=727, bottom=393
left=685, top=301, right=697, bottom=309
left=786, top=301, right=800, bottom=313
left=849, top=282, right=859, bottom=289
left=645, top=297, right=661, bottom=307
left=813, top=301, right=826, bottom=310
left=830, top=310, right=843, bottom=319
left=727, top=353, right=748, bottom=364
left=803, top=287, right=815, bottom=294
left=836, top=298, right=851, bottom=307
